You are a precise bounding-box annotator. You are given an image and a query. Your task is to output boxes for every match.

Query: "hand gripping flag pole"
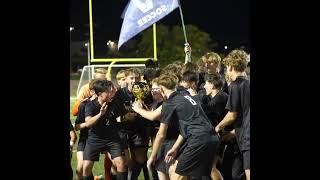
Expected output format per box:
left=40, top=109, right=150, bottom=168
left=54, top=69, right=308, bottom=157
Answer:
left=178, top=0, right=191, bottom=63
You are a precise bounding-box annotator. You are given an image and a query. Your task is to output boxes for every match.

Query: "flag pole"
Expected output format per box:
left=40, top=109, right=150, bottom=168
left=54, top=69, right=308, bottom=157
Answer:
left=178, top=0, right=191, bottom=63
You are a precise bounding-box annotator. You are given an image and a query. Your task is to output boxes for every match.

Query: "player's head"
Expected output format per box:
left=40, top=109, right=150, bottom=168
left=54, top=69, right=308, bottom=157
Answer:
left=92, top=79, right=116, bottom=103
left=94, top=68, right=108, bottom=80
left=150, top=77, right=163, bottom=102
left=116, top=69, right=127, bottom=88
left=196, top=57, right=207, bottom=73
left=157, top=74, right=179, bottom=97
left=145, top=58, right=159, bottom=69
left=161, top=64, right=182, bottom=82
left=202, top=52, right=221, bottom=74
left=204, top=73, right=223, bottom=95
left=88, top=78, right=99, bottom=98
left=180, top=71, right=199, bottom=90
left=125, top=68, right=141, bottom=92
left=181, top=62, right=198, bottom=75
left=223, top=49, right=249, bottom=81
left=143, top=68, right=160, bottom=87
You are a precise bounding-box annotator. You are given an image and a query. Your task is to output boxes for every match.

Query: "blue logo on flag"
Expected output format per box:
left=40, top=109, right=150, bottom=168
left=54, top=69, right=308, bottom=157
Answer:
left=118, top=0, right=179, bottom=49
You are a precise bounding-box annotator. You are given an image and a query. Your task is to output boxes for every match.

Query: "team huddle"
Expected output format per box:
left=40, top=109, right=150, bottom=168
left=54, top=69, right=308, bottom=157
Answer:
left=69, top=48, right=250, bottom=180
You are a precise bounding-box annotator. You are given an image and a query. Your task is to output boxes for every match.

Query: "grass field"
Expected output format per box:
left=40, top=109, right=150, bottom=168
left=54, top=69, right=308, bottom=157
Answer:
left=70, top=97, right=149, bottom=180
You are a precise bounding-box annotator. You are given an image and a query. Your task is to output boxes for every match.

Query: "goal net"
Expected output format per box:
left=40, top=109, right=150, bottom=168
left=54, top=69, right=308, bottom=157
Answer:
left=76, top=64, right=146, bottom=96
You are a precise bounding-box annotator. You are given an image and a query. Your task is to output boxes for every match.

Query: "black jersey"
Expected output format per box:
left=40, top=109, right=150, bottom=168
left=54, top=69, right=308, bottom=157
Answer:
left=75, top=99, right=90, bottom=139
left=201, top=91, right=228, bottom=128
left=159, top=97, right=180, bottom=140
left=107, top=87, right=153, bottom=132
left=161, top=91, right=214, bottom=142
left=226, top=76, right=250, bottom=151
left=85, top=98, right=118, bottom=139
left=176, top=86, right=190, bottom=96
left=197, top=72, right=206, bottom=92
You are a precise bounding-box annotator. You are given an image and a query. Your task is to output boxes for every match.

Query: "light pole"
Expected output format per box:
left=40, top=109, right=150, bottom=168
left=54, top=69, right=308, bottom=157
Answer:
left=70, top=27, right=74, bottom=73
left=85, top=41, right=91, bottom=80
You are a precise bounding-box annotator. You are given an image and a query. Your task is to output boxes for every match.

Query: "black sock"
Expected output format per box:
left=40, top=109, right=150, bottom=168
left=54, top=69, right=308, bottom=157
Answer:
left=83, top=174, right=94, bottom=180
left=130, top=162, right=144, bottom=180
left=116, top=171, right=128, bottom=180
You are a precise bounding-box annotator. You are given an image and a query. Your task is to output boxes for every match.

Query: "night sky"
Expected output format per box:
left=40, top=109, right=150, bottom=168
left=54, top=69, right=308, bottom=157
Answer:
left=70, top=0, right=250, bottom=57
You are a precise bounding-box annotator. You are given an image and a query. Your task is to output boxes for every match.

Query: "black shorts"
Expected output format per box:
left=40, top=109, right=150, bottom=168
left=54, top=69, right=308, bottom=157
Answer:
left=175, top=134, right=220, bottom=177
left=154, top=140, right=175, bottom=173
left=119, top=129, right=149, bottom=149
left=242, top=149, right=250, bottom=170
left=83, top=136, right=125, bottom=161
left=77, top=137, right=87, bottom=152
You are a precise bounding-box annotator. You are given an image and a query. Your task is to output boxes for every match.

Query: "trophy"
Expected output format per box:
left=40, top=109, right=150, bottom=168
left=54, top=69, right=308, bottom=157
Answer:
left=132, top=81, right=151, bottom=111
left=132, top=81, right=150, bottom=102
left=121, top=82, right=150, bottom=122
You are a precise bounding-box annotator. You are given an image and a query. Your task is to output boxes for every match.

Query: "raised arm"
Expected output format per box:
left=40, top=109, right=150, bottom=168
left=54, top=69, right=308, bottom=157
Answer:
left=132, top=102, right=162, bottom=121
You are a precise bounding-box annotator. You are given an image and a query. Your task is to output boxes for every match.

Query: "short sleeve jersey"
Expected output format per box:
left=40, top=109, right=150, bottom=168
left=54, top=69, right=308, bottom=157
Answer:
left=75, top=99, right=90, bottom=139
left=226, top=76, right=250, bottom=151
left=107, top=87, right=153, bottom=131
left=85, top=98, right=118, bottom=138
left=201, top=91, right=228, bottom=128
left=160, top=91, right=214, bottom=142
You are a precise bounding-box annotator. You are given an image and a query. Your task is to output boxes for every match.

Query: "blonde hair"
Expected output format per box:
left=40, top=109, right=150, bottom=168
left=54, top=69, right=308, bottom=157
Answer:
left=116, top=69, right=126, bottom=80
left=203, top=52, right=221, bottom=65
left=157, top=74, right=179, bottom=90
left=94, top=68, right=108, bottom=75
left=223, top=49, right=248, bottom=72
left=161, top=64, right=181, bottom=81
left=125, top=68, right=141, bottom=77
left=151, top=77, right=159, bottom=85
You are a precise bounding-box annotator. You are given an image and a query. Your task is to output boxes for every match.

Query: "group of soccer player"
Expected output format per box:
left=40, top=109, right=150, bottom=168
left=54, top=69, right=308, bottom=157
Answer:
left=69, top=45, right=250, bottom=180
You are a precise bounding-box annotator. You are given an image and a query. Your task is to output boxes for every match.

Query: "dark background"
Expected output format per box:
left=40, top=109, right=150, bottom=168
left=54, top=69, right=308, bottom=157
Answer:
left=70, top=0, right=250, bottom=58
left=1, top=0, right=316, bottom=179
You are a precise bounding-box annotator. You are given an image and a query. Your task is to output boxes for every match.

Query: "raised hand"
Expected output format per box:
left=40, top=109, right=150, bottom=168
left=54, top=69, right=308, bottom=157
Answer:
left=100, top=102, right=108, bottom=116
left=184, top=43, right=192, bottom=54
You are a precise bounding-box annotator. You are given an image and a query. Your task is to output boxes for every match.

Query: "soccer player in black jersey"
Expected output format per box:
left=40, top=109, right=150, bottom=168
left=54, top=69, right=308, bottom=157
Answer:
left=215, top=49, right=250, bottom=180
left=202, top=72, right=229, bottom=180
left=107, top=68, right=152, bottom=180
left=82, top=79, right=127, bottom=180
left=147, top=74, right=220, bottom=180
